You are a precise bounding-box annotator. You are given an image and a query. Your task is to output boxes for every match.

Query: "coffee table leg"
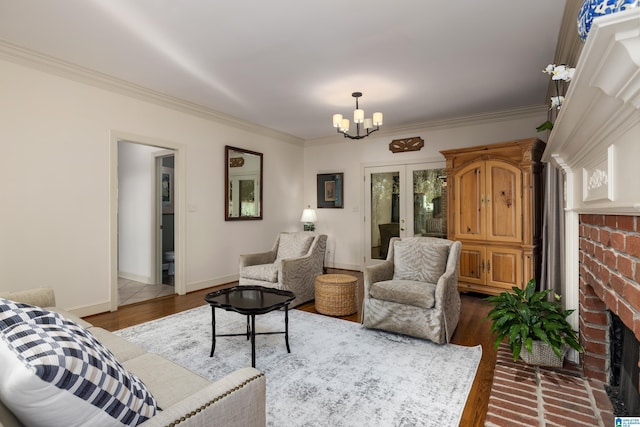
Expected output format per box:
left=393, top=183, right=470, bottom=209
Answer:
left=209, top=306, right=216, bottom=357
left=246, top=315, right=250, bottom=340
left=250, top=314, right=256, bottom=368
left=285, top=304, right=291, bottom=353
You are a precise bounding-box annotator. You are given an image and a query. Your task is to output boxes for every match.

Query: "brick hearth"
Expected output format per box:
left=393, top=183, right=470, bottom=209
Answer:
left=485, top=214, right=639, bottom=424
left=485, top=343, right=614, bottom=426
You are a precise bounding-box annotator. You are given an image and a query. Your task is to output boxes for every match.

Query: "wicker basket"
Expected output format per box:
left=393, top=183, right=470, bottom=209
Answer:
left=519, top=341, right=567, bottom=367
left=314, top=274, right=358, bottom=317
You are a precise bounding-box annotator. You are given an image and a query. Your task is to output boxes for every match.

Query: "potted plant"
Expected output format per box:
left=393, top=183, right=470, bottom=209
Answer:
left=486, top=278, right=583, bottom=367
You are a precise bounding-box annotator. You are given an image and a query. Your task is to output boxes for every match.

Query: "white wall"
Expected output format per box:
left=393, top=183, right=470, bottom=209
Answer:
left=0, top=58, right=303, bottom=313
left=303, top=115, right=548, bottom=270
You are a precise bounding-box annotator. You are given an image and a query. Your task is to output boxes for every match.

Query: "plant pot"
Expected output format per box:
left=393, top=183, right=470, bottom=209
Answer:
left=520, top=341, right=567, bottom=367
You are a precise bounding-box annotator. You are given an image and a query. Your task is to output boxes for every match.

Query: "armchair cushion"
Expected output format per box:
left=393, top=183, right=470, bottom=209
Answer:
left=240, top=263, right=278, bottom=283
left=369, top=280, right=436, bottom=309
left=392, top=240, right=449, bottom=283
left=275, top=233, right=314, bottom=261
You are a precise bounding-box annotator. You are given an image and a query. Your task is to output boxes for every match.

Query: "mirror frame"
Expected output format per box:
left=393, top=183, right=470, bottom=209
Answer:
left=225, top=145, right=263, bottom=221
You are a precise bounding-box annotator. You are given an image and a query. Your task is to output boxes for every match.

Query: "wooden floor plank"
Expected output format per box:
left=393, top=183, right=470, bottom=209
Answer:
left=84, top=269, right=496, bottom=425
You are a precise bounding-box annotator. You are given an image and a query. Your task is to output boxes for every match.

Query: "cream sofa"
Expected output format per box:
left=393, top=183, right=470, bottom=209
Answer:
left=0, top=288, right=266, bottom=427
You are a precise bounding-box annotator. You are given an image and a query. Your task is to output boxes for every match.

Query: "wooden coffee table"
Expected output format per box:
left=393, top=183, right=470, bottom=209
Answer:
left=204, top=285, right=295, bottom=368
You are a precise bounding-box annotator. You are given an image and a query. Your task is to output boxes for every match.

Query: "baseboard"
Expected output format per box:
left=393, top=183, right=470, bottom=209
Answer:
left=67, top=301, right=112, bottom=318
left=326, top=262, right=362, bottom=272
left=186, top=274, right=239, bottom=293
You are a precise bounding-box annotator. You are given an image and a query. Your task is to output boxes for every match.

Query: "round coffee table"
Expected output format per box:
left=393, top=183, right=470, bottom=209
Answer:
left=314, top=274, right=358, bottom=316
left=204, top=285, right=295, bottom=368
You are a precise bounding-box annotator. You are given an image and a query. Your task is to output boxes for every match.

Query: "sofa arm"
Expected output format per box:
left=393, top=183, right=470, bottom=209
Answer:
left=139, top=367, right=266, bottom=427
left=0, top=288, right=56, bottom=308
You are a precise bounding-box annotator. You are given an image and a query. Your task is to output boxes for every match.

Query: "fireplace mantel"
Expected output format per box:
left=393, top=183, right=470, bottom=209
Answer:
left=543, top=9, right=640, bottom=214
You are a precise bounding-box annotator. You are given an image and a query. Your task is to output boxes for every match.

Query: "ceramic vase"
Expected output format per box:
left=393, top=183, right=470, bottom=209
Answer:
left=578, top=0, right=639, bottom=42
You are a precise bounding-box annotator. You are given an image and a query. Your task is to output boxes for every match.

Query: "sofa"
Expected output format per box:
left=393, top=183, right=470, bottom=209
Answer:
left=239, top=231, right=327, bottom=307
left=0, top=288, right=266, bottom=427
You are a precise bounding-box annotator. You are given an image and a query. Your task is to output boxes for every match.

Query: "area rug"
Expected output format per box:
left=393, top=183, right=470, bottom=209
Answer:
left=115, top=306, right=482, bottom=426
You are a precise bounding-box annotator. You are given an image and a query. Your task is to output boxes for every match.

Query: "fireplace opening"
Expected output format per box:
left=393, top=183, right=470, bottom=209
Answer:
left=606, top=311, right=640, bottom=416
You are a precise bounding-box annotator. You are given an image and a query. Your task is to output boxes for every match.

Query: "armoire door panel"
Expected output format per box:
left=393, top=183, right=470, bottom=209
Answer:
left=486, top=161, right=522, bottom=242
left=454, top=163, right=484, bottom=240
left=458, top=244, right=485, bottom=285
left=487, top=247, right=522, bottom=290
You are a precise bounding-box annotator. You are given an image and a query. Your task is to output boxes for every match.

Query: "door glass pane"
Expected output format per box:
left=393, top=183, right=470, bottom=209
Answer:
left=370, top=172, right=400, bottom=260
left=412, top=169, right=447, bottom=238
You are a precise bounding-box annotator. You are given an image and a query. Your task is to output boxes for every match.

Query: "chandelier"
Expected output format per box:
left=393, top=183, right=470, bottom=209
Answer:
left=332, top=92, right=383, bottom=140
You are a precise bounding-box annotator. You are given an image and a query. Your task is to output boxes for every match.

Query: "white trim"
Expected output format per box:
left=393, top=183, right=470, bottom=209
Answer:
left=67, top=301, right=112, bottom=319
left=109, top=130, right=187, bottom=312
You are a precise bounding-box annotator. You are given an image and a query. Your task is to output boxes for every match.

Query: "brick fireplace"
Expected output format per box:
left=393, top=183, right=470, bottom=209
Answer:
left=579, top=215, right=640, bottom=396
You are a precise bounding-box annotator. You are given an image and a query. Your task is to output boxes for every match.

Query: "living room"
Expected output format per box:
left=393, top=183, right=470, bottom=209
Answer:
left=2, top=1, right=640, bottom=426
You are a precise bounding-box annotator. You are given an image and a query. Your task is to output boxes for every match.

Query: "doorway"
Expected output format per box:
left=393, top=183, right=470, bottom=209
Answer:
left=110, top=133, right=185, bottom=311
left=364, top=162, right=447, bottom=265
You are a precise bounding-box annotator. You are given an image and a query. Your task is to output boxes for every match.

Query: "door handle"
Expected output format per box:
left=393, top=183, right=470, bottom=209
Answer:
left=481, top=260, right=484, bottom=273
left=487, top=261, right=491, bottom=273
left=400, top=227, right=405, bottom=231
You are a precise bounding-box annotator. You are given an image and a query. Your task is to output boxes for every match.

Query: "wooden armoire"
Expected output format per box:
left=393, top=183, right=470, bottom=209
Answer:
left=440, top=138, right=546, bottom=295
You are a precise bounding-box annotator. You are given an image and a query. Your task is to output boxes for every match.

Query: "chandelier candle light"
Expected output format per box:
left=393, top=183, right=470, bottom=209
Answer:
left=332, top=92, right=383, bottom=140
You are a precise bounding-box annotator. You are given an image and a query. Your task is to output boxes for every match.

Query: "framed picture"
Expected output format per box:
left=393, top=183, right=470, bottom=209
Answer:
left=317, top=173, right=344, bottom=208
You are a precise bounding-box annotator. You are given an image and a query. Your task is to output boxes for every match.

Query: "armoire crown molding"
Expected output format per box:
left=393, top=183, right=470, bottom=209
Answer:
left=0, top=39, right=304, bottom=146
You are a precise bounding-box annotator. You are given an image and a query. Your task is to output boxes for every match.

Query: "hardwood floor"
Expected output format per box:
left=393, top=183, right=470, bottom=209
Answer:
left=84, top=270, right=496, bottom=426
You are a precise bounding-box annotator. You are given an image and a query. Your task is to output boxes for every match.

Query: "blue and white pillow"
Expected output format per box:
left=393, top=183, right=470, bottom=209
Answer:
left=0, top=298, right=159, bottom=427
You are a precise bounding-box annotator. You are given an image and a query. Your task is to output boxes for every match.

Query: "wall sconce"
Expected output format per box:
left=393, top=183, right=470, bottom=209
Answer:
left=300, top=205, right=317, bottom=231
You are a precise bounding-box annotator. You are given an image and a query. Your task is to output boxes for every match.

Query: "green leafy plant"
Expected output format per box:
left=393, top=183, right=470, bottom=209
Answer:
left=486, top=278, right=583, bottom=361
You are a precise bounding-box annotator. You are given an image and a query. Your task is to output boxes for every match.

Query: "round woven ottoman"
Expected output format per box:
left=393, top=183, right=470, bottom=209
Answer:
left=314, top=274, right=358, bottom=316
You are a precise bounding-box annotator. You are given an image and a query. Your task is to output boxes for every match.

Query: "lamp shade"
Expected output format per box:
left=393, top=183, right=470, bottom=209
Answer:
left=300, top=208, right=317, bottom=223
left=373, top=112, right=383, bottom=126
left=332, top=114, right=343, bottom=128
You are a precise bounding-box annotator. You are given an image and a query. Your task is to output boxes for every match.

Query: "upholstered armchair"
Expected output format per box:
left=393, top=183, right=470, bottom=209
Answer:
left=239, top=231, right=327, bottom=307
left=362, top=237, right=462, bottom=344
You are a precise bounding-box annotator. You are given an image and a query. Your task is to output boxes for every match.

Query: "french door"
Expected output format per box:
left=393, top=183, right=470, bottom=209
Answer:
left=364, top=162, right=447, bottom=266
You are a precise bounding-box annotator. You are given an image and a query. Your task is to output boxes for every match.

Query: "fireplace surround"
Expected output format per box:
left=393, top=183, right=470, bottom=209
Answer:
left=543, top=8, right=640, bottom=414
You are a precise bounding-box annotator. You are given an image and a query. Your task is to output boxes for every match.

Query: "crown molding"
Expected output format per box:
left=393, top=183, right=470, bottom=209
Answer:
left=545, top=0, right=585, bottom=101
left=0, top=39, right=304, bottom=146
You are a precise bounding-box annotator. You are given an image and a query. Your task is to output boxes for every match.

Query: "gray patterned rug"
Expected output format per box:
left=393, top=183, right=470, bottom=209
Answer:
left=115, top=306, right=481, bottom=426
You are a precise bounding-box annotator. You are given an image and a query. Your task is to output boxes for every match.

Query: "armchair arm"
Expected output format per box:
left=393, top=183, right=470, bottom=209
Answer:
left=363, top=260, right=394, bottom=295
left=278, top=235, right=327, bottom=306
left=239, top=250, right=277, bottom=268
left=433, top=241, right=462, bottom=342
left=140, top=368, right=266, bottom=427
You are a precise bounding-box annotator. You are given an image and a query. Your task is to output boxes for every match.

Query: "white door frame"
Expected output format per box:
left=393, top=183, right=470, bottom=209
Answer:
left=109, top=131, right=187, bottom=311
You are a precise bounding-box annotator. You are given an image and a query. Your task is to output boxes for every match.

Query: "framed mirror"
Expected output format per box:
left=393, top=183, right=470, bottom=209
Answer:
left=225, top=145, right=263, bottom=220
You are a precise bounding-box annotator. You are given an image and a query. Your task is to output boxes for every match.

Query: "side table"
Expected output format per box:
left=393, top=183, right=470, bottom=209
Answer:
left=314, top=273, right=358, bottom=316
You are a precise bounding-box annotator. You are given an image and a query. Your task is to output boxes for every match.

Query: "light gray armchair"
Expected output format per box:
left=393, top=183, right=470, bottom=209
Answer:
left=239, top=232, right=327, bottom=307
left=362, top=237, right=462, bottom=344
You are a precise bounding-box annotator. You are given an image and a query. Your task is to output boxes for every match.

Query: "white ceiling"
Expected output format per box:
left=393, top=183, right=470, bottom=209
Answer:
left=0, top=0, right=567, bottom=140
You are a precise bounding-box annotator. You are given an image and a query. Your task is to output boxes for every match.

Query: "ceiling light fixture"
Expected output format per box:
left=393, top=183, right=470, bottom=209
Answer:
left=332, top=92, right=383, bottom=140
